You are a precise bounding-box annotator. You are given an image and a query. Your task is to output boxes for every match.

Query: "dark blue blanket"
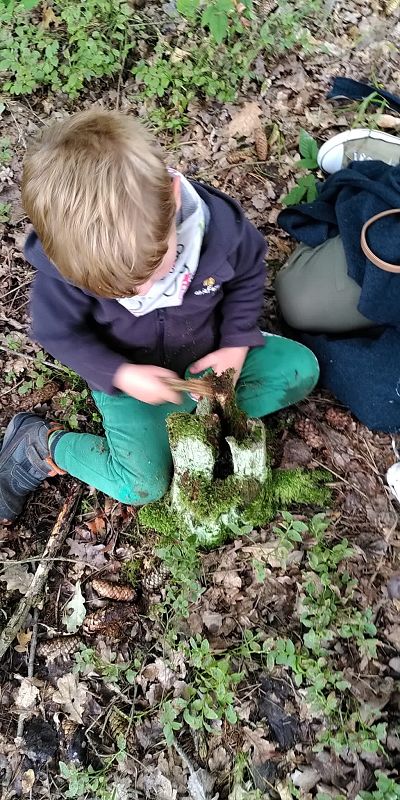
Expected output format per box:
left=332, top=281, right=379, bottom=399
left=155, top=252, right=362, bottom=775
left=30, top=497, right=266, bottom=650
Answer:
left=277, top=161, right=400, bottom=432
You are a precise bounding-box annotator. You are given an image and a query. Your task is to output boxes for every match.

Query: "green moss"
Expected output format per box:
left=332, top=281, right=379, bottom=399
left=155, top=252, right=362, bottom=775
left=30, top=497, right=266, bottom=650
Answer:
left=271, top=468, right=331, bottom=508
left=139, top=498, right=187, bottom=538
left=167, top=411, right=219, bottom=450
left=178, top=473, right=262, bottom=521
left=121, top=559, right=142, bottom=588
left=243, top=477, right=276, bottom=528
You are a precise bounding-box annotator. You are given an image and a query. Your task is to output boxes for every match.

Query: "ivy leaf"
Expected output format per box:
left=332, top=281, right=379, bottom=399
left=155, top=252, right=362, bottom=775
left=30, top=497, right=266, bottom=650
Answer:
left=299, top=128, right=318, bottom=164
left=63, top=581, right=86, bottom=633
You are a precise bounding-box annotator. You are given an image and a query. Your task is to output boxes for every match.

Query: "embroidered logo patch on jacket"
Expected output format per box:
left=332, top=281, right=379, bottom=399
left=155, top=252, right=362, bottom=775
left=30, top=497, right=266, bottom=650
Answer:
left=194, top=276, right=221, bottom=296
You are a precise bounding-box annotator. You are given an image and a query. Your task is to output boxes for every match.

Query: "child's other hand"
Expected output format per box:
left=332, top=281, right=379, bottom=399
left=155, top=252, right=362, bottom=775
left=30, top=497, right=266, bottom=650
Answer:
left=113, top=363, right=182, bottom=405
left=190, top=346, right=248, bottom=385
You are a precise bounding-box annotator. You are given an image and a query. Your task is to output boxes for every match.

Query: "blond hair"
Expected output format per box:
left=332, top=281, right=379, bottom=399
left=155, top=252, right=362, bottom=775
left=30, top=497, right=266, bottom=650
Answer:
left=21, top=109, right=176, bottom=297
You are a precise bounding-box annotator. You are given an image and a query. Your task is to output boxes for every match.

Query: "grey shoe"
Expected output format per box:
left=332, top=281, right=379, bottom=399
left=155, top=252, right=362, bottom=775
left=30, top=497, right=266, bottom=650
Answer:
left=0, top=413, right=65, bottom=522
left=318, top=128, right=400, bottom=173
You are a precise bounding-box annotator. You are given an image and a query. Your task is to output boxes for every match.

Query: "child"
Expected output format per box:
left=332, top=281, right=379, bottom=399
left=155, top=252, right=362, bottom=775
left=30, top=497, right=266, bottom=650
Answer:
left=0, top=110, right=319, bottom=522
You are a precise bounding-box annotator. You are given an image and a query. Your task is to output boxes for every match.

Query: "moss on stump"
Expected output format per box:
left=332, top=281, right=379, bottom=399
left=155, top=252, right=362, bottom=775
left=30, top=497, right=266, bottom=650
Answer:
left=139, top=372, right=330, bottom=548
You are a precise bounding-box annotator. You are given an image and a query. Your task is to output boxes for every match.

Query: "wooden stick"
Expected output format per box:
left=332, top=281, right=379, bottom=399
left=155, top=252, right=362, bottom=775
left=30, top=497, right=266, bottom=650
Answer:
left=162, top=376, right=215, bottom=399
left=0, top=484, right=82, bottom=661
left=16, top=607, right=39, bottom=738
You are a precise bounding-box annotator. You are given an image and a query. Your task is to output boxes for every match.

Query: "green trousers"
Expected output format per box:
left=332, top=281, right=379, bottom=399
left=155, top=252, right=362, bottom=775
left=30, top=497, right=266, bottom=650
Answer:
left=53, top=334, right=319, bottom=505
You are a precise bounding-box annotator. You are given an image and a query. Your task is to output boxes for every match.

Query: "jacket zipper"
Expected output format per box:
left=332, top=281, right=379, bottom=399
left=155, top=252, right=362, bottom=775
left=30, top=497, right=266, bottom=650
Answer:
left=157, top=310, right=166, bottom=365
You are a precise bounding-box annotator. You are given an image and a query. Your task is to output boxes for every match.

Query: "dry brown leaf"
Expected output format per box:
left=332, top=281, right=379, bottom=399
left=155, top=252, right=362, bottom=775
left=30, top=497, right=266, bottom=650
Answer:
left=14, top=679, right=39, bottom=711
left=242, top=726, right=276, bottom=766
left=377, top=114, right=400, bottom=130
left=142, top=769, right=177, bottom=800
left=52, top=673, right=87, bottom=724
left=385, top=624, right=400, bottom=649
left=140, top=658, right=176, bottom=690
left=0, top=563, right=33, bottom=595
left=21, top=769, right=35, bottom=794
left=213, top=571, right=242, bottom=589
left=86, top=515, right=106, bottom=535
left=291, top=767, right=320, bottom=792
left=227, top=102, right=262, bottom=138
left=67, top=538, right=107, bottom=568
left=14, top=630, right=32, bottom=654
left=202, top=611, right=223, bottom=634
left=41, top=5, right=60, bottom=27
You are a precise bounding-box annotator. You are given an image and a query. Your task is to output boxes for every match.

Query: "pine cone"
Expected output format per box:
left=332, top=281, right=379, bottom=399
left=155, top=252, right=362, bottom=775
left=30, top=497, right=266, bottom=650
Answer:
left=294, top=418, right=324, bottom=450
left=109, top=708, right=135, bottom=751
left=142, top=562, right=170, bottom=593
left=83, top=605, right=136, bottom=637
left=325, top=407, right=350, bottom=431
left=17, top=381, right=60, bottom=412
left=227, top=147, right=253, bottom=164
left=92, top=579, right=136, bottom=602
left=254, top=127, right=268, bottom=161
left=61, top=718, right=79, bottom=739
left=258, top=0, right=278, bottom=16
left=37, top=635, right=81, bottom=662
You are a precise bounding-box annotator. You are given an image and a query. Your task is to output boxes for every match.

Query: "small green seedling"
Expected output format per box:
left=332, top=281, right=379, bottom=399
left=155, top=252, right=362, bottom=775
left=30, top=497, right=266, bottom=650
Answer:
left=282, top=129, right=319, bottom=206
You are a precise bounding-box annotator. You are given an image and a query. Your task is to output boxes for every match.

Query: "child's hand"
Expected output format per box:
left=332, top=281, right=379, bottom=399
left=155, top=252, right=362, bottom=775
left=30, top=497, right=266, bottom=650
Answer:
left=113, top=363, right=183, bottom=405
left=190, top=346, right=248, bottom=385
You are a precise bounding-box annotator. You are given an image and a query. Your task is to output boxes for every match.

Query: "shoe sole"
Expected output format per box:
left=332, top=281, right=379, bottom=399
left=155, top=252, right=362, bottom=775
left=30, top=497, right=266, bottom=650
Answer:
left=0, top=413, right=34, bottom=466
left=318, top=128, right=400, bottom=172
left=0, top=413, right=48, bottom=521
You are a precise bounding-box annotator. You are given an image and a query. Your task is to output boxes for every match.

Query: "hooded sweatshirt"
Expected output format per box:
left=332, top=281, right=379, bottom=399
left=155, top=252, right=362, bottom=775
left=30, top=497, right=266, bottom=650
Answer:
left=25, top=181, right=267, bottom=395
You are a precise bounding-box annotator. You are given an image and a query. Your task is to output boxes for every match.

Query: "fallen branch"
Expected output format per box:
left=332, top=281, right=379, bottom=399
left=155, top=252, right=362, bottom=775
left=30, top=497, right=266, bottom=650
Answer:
left=0, top=484, right=82, bottom=661
left=16, top=607, right=39, bottom=739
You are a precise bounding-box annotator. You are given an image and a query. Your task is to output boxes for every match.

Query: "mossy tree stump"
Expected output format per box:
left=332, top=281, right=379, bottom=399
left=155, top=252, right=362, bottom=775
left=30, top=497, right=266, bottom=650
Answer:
left=139, top=372, right=329, bottom=548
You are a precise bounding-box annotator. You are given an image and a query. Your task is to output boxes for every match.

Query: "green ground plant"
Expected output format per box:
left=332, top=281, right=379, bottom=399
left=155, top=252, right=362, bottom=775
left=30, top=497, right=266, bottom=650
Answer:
left=356, top=772, right=400, bottom=800
left=161, top=635, right=242, bottom=744
left=59, top=755, right=126, bottom=800
left=155, top=527, right=203, bottom=622
left=0, top=136, right=12, bottom=163
left=0, top=0, right=134, bottom=96
left=0, top=202, right=10, bottom=222
left=0, top=0, right=321, bottom=125
left=3, top=335, right=99, bottom=429
left=237, top=513, right=383, bottom=757
left=282, top=128, right=320, bottom=205
left=133, top=1, right=320, bottom=129
left=74, top=645, right=139, bottom=685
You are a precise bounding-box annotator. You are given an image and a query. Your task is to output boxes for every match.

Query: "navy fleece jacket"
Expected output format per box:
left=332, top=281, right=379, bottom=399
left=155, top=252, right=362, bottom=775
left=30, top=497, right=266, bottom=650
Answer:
left=278, top=161, right=400, bottom=432
left=25, top=181, right=267, bottom=395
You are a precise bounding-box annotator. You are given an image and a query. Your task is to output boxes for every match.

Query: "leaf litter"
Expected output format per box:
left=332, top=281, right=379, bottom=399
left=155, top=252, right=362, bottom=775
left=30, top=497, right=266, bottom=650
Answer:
left=0, top=0, right=400, bottom=797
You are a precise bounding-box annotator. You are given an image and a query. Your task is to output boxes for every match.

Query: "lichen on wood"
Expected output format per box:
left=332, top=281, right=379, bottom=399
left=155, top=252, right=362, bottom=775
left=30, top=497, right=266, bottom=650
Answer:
left=139, top=371, right=330, bottom=548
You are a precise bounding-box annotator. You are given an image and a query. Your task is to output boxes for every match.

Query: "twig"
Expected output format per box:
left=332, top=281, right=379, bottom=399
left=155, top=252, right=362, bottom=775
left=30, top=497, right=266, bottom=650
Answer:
left=162, top=376, right=215, bottom=398
left=0, top=315, right=27, bottom=331
left=16, top=607, right=39, bottom=738
left=311, top=459, right=370, bottom=500
left=0, top=344, right=69, bottom=374
left=0, top=484, right=82, bottom=661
